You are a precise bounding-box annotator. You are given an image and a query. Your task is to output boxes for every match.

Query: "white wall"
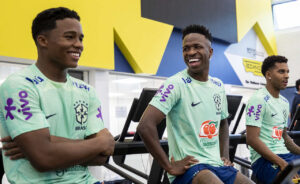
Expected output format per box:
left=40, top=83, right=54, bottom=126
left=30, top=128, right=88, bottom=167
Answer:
left=275, top=27, right=300, bottom=86
left=89, top=70, right=110, bottom=130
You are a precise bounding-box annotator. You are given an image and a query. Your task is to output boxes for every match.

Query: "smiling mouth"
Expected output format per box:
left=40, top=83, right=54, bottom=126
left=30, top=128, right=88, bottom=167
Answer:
left=189, top=58, right=200, bottom=63
left=68, top=52, right=81, bottom=60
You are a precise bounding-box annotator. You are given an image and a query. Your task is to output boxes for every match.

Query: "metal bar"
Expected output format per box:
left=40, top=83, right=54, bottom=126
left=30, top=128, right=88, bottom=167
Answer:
left=104, top=164, right=144, bottom=184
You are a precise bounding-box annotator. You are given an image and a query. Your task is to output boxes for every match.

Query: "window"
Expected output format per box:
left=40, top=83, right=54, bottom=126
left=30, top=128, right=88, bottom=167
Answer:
left=273, top=0, right=300, bottom=29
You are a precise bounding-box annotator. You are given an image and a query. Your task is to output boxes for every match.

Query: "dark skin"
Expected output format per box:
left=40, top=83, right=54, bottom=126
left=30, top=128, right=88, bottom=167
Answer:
left=1, top=129, right=113, bottom=166
left=137, top=105, right=199, bottom=176
left=138, top=32, right=253, bottom=184
left=247, top=62, right=299, bottom=178
left=1, top=18, right=115, bottom=172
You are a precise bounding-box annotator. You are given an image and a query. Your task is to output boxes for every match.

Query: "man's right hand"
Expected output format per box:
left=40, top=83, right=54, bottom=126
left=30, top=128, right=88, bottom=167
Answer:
left=94, top=128, right=115, bottom=156
left=1, top=136, right=25, bottom=160
left=279, top=160, right=288, bottom=171
left=167, top=156, right=199, bottom=176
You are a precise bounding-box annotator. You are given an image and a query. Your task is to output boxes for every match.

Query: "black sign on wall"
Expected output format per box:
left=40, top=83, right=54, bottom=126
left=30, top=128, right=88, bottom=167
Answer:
left=141, top=0, right=237, bottom=43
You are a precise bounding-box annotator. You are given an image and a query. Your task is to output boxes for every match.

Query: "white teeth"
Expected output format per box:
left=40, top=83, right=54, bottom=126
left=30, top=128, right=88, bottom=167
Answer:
left=189, top=58, right=199, bottom=63
left=71, top=53, right=80, bottom=57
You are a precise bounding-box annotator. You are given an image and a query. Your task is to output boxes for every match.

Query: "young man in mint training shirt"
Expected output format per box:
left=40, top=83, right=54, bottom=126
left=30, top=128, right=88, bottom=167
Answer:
left=137, top=25, right=253, bottom=184
left=0, top=7, right=115, bottom=183
left=246, top=55, right=300, bottom=184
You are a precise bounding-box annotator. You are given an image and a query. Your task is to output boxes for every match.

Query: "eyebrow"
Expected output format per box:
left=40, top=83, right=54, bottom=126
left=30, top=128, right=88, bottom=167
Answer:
left=64, top=31, right=84, bottom=38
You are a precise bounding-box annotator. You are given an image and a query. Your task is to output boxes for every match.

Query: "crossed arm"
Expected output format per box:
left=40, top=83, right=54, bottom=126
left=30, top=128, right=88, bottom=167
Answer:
left=1, top=128, right=115, bottom=172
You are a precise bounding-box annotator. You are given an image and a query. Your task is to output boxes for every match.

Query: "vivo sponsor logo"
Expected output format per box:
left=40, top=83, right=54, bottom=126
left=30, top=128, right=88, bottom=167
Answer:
left=255, top=104, right=262, bottom=121
left=157, top=84, right=174, bottom=102
left=4, top=90, right=33, bottom=121
left=18, top=91, right=32, bottom=120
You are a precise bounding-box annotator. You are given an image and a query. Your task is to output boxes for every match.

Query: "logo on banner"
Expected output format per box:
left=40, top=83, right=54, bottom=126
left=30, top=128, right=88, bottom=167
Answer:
left=199, top=120, right=218, bottom=139
left=243, top=59, right=263, bottom=77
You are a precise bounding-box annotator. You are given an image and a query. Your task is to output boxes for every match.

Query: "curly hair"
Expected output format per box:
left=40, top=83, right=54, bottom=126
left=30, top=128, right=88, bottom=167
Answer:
left=261, top=55, right=288, bottom=77
left=182, top=24, right=212, bottom=42
left=296, top=79, right=300, bottom=91
left=32, top=7, right=80, bottom=43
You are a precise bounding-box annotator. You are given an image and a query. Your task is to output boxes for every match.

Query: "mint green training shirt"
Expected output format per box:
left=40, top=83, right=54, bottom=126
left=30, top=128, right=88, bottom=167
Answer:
left=246, top=87, right=289, bottom=164
left=150, top=69, right=229, bottom=182
left=0, top=64, right=104, bottom=184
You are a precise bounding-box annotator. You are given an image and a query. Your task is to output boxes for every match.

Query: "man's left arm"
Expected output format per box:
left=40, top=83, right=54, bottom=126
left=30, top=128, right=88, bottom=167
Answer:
left=219, top=119, right=232, bottom=166
left=1, top=128, right=115, bottom=166
left=283, top=128, right=300, bottom=155
left=82, top=88, right=115, bottom=165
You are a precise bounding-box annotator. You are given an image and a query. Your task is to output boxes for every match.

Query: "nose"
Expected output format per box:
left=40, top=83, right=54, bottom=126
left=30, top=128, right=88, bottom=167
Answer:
left=187, top=47, right=197, bottom=56
left=285, top=72, right=289, bottom=79
left=73, top=38, right=83, bottom=51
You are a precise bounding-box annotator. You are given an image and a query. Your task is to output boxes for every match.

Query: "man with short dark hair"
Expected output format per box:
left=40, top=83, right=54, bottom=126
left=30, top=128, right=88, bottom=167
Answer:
left=246, top=55, right=300, bottom=184
left=137, top=24, right=253, bottom=184
left=0, top=7, right=115, bottom=183
left=291, top=79, right=300, bottom=120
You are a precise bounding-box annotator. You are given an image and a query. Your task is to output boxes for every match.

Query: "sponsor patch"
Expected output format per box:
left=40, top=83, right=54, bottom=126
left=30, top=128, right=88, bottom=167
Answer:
left=156, top=84, right=174, bottom=102
left=199, top=120, right=218, bottom=139
left=4, top=90, right=33, bottom=121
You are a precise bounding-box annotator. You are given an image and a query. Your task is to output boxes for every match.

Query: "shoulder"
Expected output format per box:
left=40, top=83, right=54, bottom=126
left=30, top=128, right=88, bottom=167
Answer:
left=0, top=66, right=37, bottom=92
left=248, top=88, right=268, bottom=104
left=163, top=70, right=188, bottom=86
left=279, top=95, right=289, bottom=104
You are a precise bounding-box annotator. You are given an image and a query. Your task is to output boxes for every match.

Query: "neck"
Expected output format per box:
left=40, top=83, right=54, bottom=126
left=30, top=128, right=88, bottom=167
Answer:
left=36, top=57, right=67, bottom=82
left=266, top=83, right=280, bottom=98
left=187, top=69, right=209, bottom=82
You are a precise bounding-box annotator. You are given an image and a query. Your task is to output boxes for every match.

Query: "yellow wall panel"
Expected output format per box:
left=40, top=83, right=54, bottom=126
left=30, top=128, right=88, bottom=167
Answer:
left=236, top=0, right=277, bottom=55
left=0, top=0, right=173, bottom=74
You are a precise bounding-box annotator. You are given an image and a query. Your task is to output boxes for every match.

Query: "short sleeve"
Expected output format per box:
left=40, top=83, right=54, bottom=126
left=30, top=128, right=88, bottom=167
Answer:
left=221, top=85, right=229, bottom=120
left=284, top=102, right=290, bottom=128
left=0, top=78, right=49, bottom=139
left=150, top=78, right=180, bottom=115
left=84, top=87, right=105, bottom=137
left=245, top=95, right=266, bottom=128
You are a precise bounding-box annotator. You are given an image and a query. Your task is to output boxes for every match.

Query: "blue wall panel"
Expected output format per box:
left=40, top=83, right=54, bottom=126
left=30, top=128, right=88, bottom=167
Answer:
left=209, top=39, right=242, bottom=85
left=114, top=28, right=242, bottom=86
left=114, top=43, right=135, bottom=73
left=156, top=28, right=186, bottom=77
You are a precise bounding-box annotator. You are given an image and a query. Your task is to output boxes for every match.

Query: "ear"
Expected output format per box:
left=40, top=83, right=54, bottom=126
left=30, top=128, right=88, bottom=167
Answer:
left=36, top=35, right=48, bottom=48
left=265, top=70, right=271, bottom=80
left=209, top=47, right=213, bottom=59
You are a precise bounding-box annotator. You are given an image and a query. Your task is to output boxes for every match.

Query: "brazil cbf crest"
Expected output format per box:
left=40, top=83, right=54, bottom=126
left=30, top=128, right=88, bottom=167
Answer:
left=199, top=120, right=218, bottom=139
left=213, top=94, right=222, bottom=113
left=74, top=101, right=88, bottom=125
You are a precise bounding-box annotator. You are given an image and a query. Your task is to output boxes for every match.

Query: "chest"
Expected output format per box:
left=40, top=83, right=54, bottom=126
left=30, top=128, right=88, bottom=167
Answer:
left=37, top=83, right=91, bottom=137
left=264, top=100, right=288, bottom=127
left=179, top=84, right=224, bottom=115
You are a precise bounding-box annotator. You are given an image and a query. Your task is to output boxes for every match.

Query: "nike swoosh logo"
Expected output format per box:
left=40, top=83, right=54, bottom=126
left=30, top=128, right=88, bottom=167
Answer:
left=271, top=113, right=277, bottom=117
left=46, top=114, right=56, bottom=119
left=191, top=101, right=202, bottom=107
